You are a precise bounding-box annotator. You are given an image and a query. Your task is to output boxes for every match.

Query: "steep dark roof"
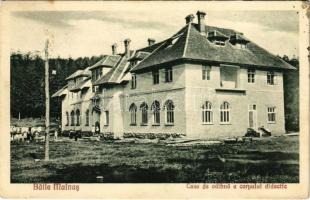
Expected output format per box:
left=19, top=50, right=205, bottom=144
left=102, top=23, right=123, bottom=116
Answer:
left=65, top=68, right=90, bottom=80
left=137, top=40, right=166, bottom=53
left=128, top=51, right=151, bottom=61
left=93, top=56, right=129, bottom=86
left=52, top=85, right=68, bottom=98
left=69, top=77, right=91, bottom=92
left=131, top=23, right=295, bottom=72
left=89, top=55, right=121, bottom=70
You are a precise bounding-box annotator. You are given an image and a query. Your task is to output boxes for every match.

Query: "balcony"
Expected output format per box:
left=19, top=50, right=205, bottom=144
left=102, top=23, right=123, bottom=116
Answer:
left=216, top=64, right=246, bottom=94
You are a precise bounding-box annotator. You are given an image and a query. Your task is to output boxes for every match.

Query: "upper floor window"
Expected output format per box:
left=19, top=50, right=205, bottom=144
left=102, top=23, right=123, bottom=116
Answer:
left=202, top=66, right=211, bottom=80
left=202, top=101, right=213, bottom=124
left=131, top=74, right=137, bottom=89
left=164, top=100, right=174, bottom=125
left=267, top=71, right=276, bottom=85
left=104, top=111, right=109, bottom=126
left=165, top=67, right=173, bottom=83
left=140, top=102, right=148, bottom=125
left=248, top=69, right=255, bottom=83
left=85, top=109, right=89, bottom=126
left=267, top=107, right=276, bottom=123
left=92, top=86, right=99, bottom=93
left=151, top=101, right=160, bottom=125
left=220, top=102, right=230, bottom=124
left=129, top=103, right=137, bottom=125
left=152, top=70, right=159, bottom=85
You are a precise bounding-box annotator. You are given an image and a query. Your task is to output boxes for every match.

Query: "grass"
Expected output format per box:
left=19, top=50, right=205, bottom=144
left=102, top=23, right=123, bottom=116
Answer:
left=11, top=136, right=299, bottom=183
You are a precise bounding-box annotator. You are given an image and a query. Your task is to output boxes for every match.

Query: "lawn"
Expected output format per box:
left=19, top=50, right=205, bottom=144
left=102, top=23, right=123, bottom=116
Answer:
left=11, top=136, right=299, bottom=183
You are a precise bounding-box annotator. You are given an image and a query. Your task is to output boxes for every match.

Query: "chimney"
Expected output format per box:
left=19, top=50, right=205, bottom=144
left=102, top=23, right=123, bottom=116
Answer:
left=196, top=10, right=206, bottom=34
left=185, top=14, right=195, bottom=24
left=124, top=38, right=131, bottom=58
left=111, top=43, right=117, bottom=55
left=148, top=38, right=155, bottom=46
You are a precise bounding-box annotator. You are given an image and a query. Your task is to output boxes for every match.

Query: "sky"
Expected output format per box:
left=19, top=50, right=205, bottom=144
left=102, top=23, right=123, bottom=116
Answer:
left=10, top=4, right=299, bottom=59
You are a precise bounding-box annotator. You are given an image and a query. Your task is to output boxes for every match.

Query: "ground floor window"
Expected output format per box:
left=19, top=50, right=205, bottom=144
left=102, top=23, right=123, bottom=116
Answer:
left=151, top=101, right=160, bottom=124
left=267, top=107, right=276, bottom=123
left=85, top=109, right=89, bottom=126
left=104, top=111, right=109, bottom=126
left=220, top=102, right=230, bottom=124
left=202, top=101, right=213, bottom=124
left=76, top=109, right=80, bottom=126
left=165, top=100, right=174, bottom=124
left=66, top=112, right=69, bottom=126
left=70, top=111, right=75, bottom=126
left=129, top=103, right=137, bottom=125
left=140, top=102, right=148, bottom=125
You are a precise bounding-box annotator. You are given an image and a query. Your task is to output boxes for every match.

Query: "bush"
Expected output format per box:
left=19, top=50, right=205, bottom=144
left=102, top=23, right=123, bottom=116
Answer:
left=100, top=132, right=114, bottom=140
left=245, top=128, right=260, bottom=137
left=123, top=132, right=183, bottom=140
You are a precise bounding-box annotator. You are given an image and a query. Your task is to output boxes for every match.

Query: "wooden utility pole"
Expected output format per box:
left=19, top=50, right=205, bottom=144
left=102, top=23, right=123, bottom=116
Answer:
left=44, top=39, right=50, bottom=161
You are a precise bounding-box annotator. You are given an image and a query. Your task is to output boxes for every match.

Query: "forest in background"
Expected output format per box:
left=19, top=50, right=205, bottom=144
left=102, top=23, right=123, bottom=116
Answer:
left=10, top=52, right=300, bottom=131
left=10, top=51, right=104, bottom=120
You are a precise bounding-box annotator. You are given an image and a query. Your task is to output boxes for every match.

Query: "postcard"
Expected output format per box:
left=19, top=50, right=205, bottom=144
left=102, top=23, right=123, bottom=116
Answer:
left=0, top=1, right=309, bottom=199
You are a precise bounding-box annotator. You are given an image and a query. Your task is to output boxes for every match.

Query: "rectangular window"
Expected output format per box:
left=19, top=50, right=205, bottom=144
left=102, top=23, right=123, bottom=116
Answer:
left=267, top=71, right=276, bottom=85
left=248, top=69, right=255, bottom=83
left=214, top=40, right=225, bottom=46
left=202, top=102, right=213, bottom=124
left=104, top=111, right=109, bottom=126
left=131, top=74, right=136, bottom=89
left=267, top=107, right=276, bottom=123
left=152, top=70, right=159, bottom=85
left=202, top=66, right=211, bottom=80
left=220, top=102, right=230, bottom=124
left=165, top=67, right=173, bottom=83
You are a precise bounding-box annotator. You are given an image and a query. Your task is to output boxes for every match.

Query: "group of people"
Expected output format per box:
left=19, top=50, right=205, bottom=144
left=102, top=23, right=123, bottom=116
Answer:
left=10, top=127, right=61, bottom=143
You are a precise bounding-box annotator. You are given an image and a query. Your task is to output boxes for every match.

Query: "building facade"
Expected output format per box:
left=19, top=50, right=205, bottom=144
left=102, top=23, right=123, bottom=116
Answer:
left=52, top=11, right=295, bottom=139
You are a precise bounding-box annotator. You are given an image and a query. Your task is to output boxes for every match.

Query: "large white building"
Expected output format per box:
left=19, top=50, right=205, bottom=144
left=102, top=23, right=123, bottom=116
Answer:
left=52, top=11, right=295, bottom=139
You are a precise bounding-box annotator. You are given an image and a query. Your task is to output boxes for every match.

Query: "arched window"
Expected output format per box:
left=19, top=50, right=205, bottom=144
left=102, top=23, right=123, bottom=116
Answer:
left=164, top=100, right=174, bottom=124
left=151, top=101, right=160, bottom=125
left=129, top=103, right=137, bottom=125
left=76, top=109, right=80, bottom=126
left=220, top=102, right=230, bottom=124
left=85, top=109, right=89, bottom=126
left=202, top=101, right=213, bottom=124
left=65, top=112, right=69, bottom=126
left=70, top=111, right=75, bottom=126
left=140, top=102, right=148, bottom=125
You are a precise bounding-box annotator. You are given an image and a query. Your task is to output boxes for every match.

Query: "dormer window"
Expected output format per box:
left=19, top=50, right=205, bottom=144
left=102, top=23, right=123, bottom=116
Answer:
left=92, top=68, right=102, bottom=82
left=166, top=34, right=182, bottom=48
left=235, top=43, right=247, bottom=49
left=229, top=34, right=250, bottom=49
left=214, top=41, right=225, bottom=46
left=207, top=30, right=228, bottom=46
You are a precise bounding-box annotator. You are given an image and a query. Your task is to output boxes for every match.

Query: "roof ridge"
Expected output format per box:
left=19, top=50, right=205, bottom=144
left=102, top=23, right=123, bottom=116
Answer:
left=130, top=39, right=169, bottom=72
left=116, top=59, right=131, bottom=83
left=182, top=22, right=191, bottom=58
left=109, top=56, right=126, bottom=82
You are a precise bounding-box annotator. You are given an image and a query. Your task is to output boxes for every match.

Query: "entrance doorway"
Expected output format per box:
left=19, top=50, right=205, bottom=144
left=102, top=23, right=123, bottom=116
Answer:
left=248, top=104, right=257, bottom=129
